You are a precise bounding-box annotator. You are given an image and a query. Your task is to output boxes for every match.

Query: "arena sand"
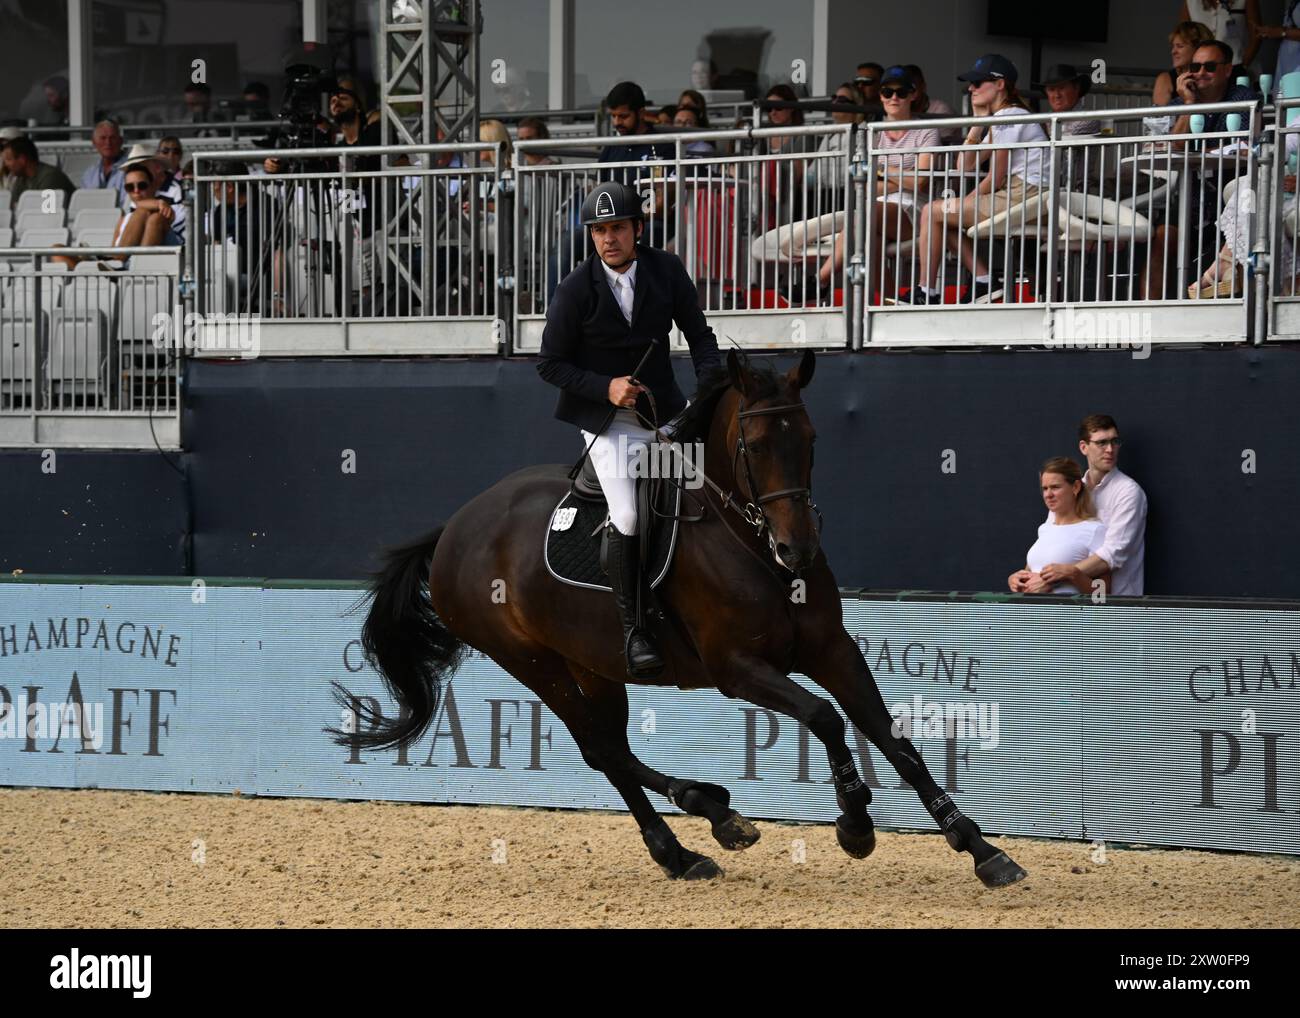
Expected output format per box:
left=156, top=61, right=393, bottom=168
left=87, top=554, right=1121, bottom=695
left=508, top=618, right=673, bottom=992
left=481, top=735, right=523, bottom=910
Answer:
left=2, top=788, right=1296, bottom=929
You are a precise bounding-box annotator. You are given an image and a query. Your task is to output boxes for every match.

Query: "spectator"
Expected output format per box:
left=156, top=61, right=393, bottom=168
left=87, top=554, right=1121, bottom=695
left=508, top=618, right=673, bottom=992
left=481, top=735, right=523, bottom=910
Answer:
left=82, top=119, right=129, bottom=205
left=599, top=81, right=672, bottom=184
left=183, top=82, right=224, bottom=137
left=1139, top=40, right=1257, bottom=298
left=157, top=137, right=185, bottom=179
left=690, top=59, right=717, bottom=92
left=756, top=83, right=813, bottom=231
left=112, top=164, right=182, bottom=248
left=805, top=81, right=866, bottom=193
left=1153, top=21, right=1216, bottom=106
left=1039, top=64, right=1101, bottom=136
left=0, top=126, right=25, bottom=191
left=1033, top=415, right=1147, bottom=596
left=656, top=105, right=677, bottom=126
left=3, top=136, right=76, bottom=210
left=905, top=64, right=961, bottom=143
left=516, top=117, right=556, bottom=165
left=479, top=119, right=513, bottom=167
left=905, top=54, right=1046, bottom=304
left=119, top=144, right=186, bottom=242
left=821, top=67, right=940, bottom=289
left=672, top=105, right=716, bottom=156
left=855, top=62, right=885, bottom=105
left=1180, top=0, right=1260, bottom=70
left=1257, top=3, right=1300, bottom=96
left=336, top=74, right=382, bottom=127
left=205, top=161, right=265, bottom=306
left=676, top=89, right=711, bottom=126
left=1192, top=131, right=1299, bottom=297
left=241, top=81, right=272, bottom=120
left=1008, top=457, right=1110, bottom=596
left=40, top=75, right=70, bottom=138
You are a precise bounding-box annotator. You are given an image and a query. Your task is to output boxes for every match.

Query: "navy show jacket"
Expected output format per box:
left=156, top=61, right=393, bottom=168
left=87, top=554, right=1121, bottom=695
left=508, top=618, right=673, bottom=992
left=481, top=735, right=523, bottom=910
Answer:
left=537, top=244, right=722, bottom=433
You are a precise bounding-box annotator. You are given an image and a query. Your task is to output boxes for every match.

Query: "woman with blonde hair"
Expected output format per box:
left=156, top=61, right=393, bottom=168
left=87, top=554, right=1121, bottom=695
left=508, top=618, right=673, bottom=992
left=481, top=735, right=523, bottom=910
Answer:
left=1008, top=457, right=1111, bottom=595
left=478, top=118, right=513, bottom=167
left=1152, top=20, right=1217, bottom=105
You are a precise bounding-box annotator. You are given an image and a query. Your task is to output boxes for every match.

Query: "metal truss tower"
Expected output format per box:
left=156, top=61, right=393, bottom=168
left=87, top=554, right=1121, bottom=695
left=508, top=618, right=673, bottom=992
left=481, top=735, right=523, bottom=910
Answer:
left=380, top=0, right=481, bottom=147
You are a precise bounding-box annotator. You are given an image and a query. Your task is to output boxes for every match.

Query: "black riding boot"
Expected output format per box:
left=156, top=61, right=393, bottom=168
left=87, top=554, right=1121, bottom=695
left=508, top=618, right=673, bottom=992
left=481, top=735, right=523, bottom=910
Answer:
left=603, top=523, right=665, bottom=679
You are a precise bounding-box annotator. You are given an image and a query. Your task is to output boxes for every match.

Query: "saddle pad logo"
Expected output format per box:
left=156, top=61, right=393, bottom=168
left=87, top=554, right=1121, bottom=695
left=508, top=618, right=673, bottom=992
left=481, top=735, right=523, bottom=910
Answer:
left=551, top=506, right=578, bottom=531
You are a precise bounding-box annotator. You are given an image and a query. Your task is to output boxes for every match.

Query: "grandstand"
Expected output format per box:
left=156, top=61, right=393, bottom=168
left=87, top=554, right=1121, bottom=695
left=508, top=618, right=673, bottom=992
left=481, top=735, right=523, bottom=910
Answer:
left=2, top=0, right=1299, bottom=598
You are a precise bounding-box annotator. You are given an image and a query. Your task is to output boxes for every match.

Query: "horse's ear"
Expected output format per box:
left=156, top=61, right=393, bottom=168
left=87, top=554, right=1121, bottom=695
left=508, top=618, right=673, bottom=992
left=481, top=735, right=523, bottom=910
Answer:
left=790, top=349, right=815, bottom=389
left=726, top=350, right=749, bottom=396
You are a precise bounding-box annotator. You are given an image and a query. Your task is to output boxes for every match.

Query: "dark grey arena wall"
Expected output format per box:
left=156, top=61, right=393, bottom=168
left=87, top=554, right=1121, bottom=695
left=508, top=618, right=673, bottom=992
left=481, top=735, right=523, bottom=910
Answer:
left=3, top=347, right=1297, bottom=597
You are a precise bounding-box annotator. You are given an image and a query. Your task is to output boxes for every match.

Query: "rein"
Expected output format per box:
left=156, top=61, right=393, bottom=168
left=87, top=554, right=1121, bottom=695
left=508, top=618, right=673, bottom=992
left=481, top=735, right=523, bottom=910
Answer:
left=630, top=389, right=822, bottom=544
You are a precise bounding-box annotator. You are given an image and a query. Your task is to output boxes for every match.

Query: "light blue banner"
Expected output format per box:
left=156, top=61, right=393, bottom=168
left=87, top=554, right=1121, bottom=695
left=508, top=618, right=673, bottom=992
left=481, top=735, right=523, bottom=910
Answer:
left=1, top=581, right=1296, bottom=855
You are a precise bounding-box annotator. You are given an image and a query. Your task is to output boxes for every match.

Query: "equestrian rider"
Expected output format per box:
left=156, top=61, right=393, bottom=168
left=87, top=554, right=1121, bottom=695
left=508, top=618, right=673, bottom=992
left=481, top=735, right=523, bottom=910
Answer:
left=537, top=180, right=721, bottom=679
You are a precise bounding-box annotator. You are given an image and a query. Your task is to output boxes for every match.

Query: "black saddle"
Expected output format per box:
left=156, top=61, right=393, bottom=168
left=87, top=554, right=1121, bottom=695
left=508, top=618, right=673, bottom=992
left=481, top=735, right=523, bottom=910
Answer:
left=544, top=453, right=686, bottom=592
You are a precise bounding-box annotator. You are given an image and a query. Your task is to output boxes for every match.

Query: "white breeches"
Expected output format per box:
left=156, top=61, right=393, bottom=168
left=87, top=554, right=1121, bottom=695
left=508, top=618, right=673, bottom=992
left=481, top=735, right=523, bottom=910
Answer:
left=581, top=409, right=656, bottom=536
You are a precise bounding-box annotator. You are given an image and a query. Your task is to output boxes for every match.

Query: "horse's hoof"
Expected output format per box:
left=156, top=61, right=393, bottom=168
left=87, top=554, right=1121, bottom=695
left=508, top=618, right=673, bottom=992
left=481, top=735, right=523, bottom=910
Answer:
left=835, top=814, right=876, bottom=859
left=681, top=855, right=724, bottom=881
left=712, top=811, right=761, bottom=851
left=975, top=851, right=1028, bottom=888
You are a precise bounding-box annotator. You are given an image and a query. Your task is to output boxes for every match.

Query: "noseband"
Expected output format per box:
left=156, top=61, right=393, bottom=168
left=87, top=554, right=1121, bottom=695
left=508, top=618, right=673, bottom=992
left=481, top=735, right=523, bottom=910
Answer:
left=732, top=398, right=823, bottom=537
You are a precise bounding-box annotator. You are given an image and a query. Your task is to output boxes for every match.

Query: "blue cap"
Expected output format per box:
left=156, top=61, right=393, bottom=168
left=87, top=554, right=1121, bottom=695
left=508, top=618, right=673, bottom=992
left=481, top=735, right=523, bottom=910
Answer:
left=957, top=54, right=1018, bottom=85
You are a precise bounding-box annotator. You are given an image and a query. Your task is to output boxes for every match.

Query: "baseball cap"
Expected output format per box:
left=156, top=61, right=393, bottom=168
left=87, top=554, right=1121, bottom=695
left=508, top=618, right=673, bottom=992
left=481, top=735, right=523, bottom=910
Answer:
left=957, top=53, right=1018, bottom=85
left=880, top=66, right=916, bottom=90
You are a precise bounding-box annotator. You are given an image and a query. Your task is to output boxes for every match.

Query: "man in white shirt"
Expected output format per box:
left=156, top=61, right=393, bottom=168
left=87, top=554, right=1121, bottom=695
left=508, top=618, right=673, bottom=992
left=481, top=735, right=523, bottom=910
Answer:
left=1039, top=414, right=1148, bottom=595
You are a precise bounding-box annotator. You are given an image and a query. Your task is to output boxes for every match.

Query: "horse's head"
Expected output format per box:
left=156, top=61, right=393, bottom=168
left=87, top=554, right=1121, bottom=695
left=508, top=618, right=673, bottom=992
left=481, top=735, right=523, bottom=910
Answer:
left=725, top=349, right=820, bottom=573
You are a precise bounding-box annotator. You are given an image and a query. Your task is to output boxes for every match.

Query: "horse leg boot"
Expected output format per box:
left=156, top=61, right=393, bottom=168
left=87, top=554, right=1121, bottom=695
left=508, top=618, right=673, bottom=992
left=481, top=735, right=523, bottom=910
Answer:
left=602, top=523, right=664, bottom=679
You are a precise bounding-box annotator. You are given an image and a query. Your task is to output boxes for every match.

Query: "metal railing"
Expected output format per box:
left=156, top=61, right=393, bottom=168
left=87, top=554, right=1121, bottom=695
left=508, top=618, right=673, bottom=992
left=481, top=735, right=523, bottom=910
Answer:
left=170, top=105, right=1277, bottom=355
left=856, top=100, right=1258, bottom=348
left=191, top=142, right=506, bottom=354
left=0, top=247, right=183, bottom=447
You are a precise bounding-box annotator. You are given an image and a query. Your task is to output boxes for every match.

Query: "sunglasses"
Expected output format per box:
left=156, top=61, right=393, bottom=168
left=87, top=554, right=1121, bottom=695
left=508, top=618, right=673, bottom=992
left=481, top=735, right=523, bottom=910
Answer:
left=1188, top=61, right=1223, bottom=73
left=880, top=87, right=913, bottom=99
left=158, top=146, right=181, bottom=155
left=124, top=181, right=150, bottom=192
left=831, top=95, right=854, bottom=104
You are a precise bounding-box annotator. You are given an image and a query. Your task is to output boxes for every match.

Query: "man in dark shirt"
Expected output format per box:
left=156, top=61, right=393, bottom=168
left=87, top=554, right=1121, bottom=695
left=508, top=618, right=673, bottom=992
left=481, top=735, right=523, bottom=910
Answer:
left=3, top=136, right=76, bottom=210
left=1139, top=40, right=1259, bottom=298
left=598, top=81, right=673, bottom=183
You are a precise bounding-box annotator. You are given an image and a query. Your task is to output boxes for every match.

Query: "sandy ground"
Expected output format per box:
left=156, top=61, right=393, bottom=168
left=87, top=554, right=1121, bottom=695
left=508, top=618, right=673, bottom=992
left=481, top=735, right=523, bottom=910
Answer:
left=1, top=787, right=1296, bottom=929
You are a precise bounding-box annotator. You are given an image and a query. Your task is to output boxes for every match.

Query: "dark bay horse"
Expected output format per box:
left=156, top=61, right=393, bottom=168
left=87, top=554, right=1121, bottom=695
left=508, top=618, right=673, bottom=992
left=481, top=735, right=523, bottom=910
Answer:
left=337, top=350, right=1027, bottom=887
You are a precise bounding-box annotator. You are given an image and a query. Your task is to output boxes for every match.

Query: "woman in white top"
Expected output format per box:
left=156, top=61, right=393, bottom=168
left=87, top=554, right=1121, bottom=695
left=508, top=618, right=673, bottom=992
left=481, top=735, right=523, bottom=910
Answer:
left=904, top=54, right=1047, bottom=305
left=818, top=67, right=940, bottom=289
left=1008, top=457, right=1111, bottom=595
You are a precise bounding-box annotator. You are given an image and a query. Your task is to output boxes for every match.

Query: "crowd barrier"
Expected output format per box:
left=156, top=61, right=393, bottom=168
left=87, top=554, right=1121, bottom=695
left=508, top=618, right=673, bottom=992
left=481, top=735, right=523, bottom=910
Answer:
left=1, top=577, right=1296, bottom=858
left=0, top=248, right=182, bottom=447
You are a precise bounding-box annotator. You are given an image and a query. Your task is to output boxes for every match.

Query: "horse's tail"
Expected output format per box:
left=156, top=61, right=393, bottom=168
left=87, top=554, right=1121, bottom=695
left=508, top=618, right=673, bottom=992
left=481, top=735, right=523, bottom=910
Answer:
left=329, top=526, right=467, bottom=752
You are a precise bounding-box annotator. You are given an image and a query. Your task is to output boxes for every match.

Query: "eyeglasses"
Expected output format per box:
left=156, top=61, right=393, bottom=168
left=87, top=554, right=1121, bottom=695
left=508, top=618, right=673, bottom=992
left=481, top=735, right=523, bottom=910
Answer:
left=1090, top=438, right=1123, bottom=449
left=1188, top=61, right=1222, bottom=73
left=880, top=87, right=913, bottom=99
left=124, top=181, right=150, bottom=193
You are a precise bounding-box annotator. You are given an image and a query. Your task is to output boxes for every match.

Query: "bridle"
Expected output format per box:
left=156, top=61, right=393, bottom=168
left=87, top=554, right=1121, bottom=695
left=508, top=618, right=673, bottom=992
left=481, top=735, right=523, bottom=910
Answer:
left=729, top=396, right=823, bottom=539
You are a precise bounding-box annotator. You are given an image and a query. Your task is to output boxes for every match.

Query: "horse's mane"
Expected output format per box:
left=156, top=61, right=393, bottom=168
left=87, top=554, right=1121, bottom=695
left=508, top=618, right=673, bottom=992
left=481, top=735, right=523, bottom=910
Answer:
left=671, top=354, right=785, bottom=443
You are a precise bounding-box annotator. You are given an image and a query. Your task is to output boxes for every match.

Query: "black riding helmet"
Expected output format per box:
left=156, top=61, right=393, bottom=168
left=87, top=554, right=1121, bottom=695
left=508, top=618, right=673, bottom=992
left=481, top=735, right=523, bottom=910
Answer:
left=580, top=180, right=644, bottom=226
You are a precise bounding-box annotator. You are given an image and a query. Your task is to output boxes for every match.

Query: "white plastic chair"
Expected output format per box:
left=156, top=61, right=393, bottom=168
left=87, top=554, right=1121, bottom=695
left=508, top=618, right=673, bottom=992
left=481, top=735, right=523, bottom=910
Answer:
left=68, top=188, right=120, bottom=217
